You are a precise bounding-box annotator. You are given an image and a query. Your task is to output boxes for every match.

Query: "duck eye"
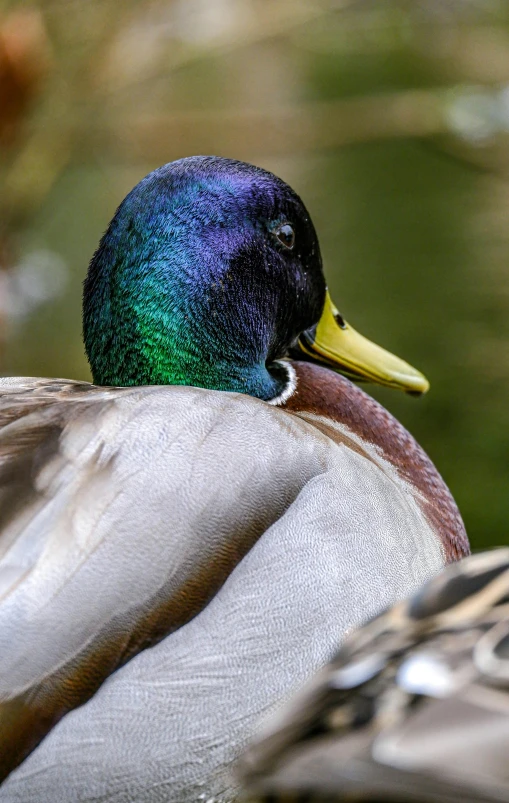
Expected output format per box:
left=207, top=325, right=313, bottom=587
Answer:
left=274, top=223, right=295, bottom=250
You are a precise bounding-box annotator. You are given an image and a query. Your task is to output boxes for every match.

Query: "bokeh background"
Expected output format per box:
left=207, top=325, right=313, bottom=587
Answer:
left=1, top=0, right=509, bottom=551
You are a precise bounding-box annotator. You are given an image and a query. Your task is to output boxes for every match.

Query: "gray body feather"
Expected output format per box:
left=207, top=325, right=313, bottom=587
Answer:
left=0, top=378, right=445, bottom=802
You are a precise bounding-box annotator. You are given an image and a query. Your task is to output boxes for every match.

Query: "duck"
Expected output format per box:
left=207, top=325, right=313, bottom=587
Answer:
left=239, top=547, right=509, bottom=803
left=0, top=156, right=469, bottom=802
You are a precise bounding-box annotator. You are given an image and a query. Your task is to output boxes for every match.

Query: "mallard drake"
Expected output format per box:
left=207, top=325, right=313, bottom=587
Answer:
left=240, top=548, right=509, bottom=803
left=0, top=156, right=469, bottom=802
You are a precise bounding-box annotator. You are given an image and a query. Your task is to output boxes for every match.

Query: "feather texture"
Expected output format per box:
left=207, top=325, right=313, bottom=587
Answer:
left=240, top=550, right=509, bottom=803
left=0, top=374, right=451, bottom=800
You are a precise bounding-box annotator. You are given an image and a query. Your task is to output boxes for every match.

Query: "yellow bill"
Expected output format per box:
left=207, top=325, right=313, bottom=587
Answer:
left=297, top=292, right=429, bottom=395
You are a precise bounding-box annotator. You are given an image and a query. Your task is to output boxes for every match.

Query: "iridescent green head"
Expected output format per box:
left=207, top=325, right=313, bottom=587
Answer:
left=83, top=156, right=326, bottom=402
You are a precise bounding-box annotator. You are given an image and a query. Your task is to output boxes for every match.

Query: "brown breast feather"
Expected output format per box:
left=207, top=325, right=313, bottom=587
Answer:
left=284, top=362, right=469, bottom=563
left=0, top=372, right=468, bottom=783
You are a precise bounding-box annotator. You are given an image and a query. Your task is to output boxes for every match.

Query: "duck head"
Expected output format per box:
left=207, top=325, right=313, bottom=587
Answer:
left=83, top=156, right=428, bottom=401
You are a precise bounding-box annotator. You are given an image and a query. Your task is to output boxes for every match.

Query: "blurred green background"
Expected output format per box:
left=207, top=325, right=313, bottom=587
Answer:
left=1, top=0, right=509, bottom=551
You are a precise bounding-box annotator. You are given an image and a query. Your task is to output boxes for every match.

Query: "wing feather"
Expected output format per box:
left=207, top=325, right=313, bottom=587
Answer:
left=0, top=378, right=326, bottom=781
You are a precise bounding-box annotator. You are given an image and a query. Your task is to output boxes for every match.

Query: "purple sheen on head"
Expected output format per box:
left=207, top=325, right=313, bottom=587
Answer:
left=83, top=156, right=326, bottom=399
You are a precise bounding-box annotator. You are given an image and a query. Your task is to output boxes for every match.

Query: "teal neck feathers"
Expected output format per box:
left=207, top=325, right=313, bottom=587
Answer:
left=83, top=157, right=325, bottom=401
